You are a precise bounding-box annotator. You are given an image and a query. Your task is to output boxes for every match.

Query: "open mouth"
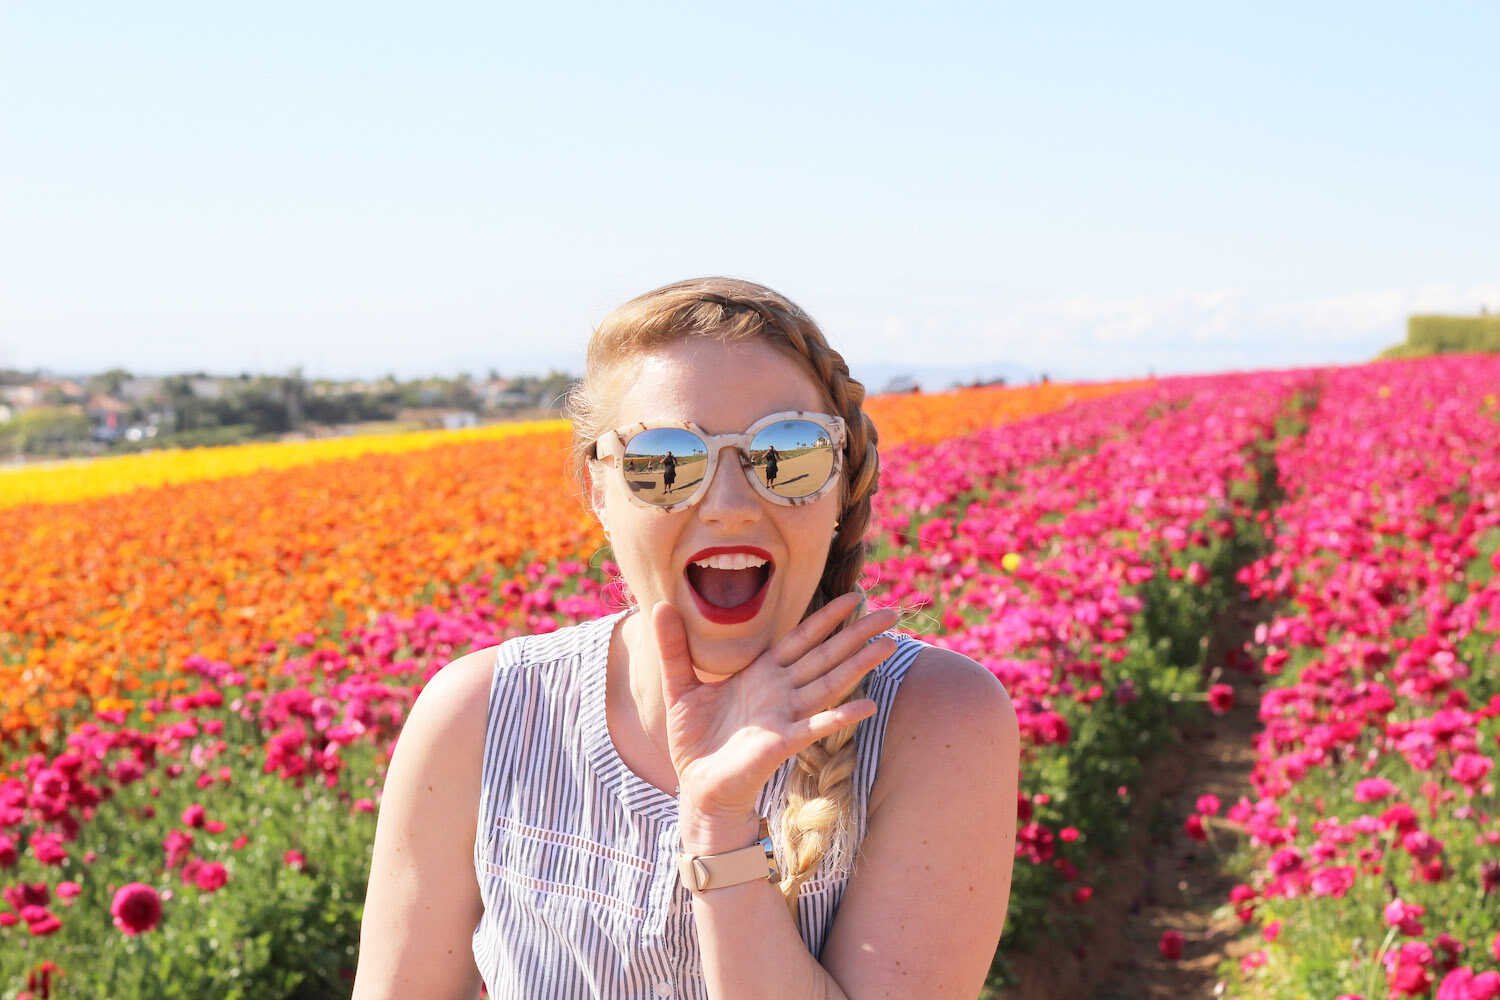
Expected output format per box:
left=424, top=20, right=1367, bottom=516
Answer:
left=684, top=547, right=774, bottom=625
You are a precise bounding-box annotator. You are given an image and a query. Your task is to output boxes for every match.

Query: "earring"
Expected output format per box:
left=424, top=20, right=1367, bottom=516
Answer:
left=832, top=521, right=840, bottom=538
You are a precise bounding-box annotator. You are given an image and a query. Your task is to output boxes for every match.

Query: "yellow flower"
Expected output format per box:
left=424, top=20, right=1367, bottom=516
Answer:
left=1001, top=552, right=1023, bottom=573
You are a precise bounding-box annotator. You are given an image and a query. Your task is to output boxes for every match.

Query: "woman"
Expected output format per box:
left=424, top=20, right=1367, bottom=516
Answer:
left=353, top=278, right=1019, bottom=999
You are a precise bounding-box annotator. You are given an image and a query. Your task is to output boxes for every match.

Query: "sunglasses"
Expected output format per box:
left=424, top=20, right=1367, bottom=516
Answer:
left=591, top=410, right=847, bottom=512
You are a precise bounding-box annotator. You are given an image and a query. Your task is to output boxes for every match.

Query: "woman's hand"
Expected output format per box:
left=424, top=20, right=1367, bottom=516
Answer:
left=651, top=592, right=899, bottom=853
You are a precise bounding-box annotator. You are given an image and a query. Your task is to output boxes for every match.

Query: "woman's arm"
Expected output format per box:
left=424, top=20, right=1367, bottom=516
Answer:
left=351, top=647, right=494, bottom=1000
left=684, top=646, right=1018, bottom=999
left=818, top=646, right=1018, bottom=997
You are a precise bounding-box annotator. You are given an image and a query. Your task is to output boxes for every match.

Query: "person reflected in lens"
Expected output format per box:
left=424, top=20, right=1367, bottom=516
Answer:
left=662, top=450, right=677, bottom=494
left=355, top=276, right=1019, bottom=1000
left=764, top=444, right=780, bottom=487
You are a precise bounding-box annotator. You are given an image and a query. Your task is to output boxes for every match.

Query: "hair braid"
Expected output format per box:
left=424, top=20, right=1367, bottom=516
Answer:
left=766, top=329, right=880, bottom=922
left=565, top=277, right=882, bottom=925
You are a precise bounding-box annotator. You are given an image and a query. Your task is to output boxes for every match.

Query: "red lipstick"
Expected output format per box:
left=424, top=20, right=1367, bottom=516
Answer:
left=683, top=546, right=775, bottom=626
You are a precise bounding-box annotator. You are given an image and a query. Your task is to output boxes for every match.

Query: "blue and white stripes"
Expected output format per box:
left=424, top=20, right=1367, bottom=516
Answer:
left=471, top=611, right=923, bottom=999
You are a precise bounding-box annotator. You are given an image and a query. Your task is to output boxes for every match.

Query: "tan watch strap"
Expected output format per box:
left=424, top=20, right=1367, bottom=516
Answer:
left=677, top=818, right=778, bottom=893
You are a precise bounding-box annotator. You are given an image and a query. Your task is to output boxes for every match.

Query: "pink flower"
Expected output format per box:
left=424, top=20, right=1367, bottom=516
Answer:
left=110, top=883, right=162, bottom=936
left=1310, top=866, right=1356, bottom=898
left=1158, top=930, right=1184, bottom=960
left=1196, top=794, right=1221, bottom=816
left=1437, top=968, right=1500, bottom=1000
left=29, top=832, right=67, bottom=866
left=1384, top=898, right=1426, bottom=936
left=24, top=908, right=62, bottom=937
left=1450, top=753, right=1493, bottom=788
left=163, top=829, right=194, bottom=869
left=55, top=881, right=82, bottom=904
left=1386, top=941, right=1434, bottom=997
left=193, top=862, right=229, bottom=893
left=1207, top=683, right=1234, bottom=714
left=181, top=803, right=206, bottom=828
left=1354, top=777, right=1398, bottom=803
left=284, top=849, right=307, bottom=871
left=1183, top=814, right=1207, bottom=842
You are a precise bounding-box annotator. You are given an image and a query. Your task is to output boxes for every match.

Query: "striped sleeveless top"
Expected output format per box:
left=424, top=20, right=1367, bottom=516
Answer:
left=470, top=610, right=925, bottom=999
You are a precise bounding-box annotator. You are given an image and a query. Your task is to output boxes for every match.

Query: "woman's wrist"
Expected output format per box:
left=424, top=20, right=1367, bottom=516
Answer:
left=676, top=798, right=762, bottom=856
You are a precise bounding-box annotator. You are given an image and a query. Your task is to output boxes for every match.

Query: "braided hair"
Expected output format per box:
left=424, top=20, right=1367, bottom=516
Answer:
left=564, top=277, right=881, bottom=921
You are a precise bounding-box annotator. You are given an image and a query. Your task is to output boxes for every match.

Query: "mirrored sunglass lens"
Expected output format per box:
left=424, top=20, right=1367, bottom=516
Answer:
left=749, top=420, right=835, bottom=499
left=623, top=428, right=708, bottom=505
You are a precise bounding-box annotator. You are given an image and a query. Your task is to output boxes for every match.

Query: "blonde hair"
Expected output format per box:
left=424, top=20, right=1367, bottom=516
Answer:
left=565, top=276, right=881, bottom=919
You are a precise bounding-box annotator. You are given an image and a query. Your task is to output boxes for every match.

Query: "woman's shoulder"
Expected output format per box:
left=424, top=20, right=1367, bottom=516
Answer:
left=868, top=641, right=1017, bottom=817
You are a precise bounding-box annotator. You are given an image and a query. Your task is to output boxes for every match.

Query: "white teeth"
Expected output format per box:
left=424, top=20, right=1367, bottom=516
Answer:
left=691, top=553, right=768, bottom=570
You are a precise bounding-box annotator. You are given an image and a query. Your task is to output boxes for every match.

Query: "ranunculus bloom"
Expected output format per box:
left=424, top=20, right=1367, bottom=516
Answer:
left=194, top=861, right=229, bottom=893
left=1158, top=930, right=1185, bottom=960
left=1196, top=794, right=1221, bottom=816
left=163, top=829, right=194, bottom=869
left=1384, top=898, right=1426, bottom=937
left=1386, top=941, right=1434, bottom=997
left=1184, top=814, right=1207, bottom=842
left=29, top=832, right=67, bottom=866
left=111, top=882, right=163, bottom=936
left=1354, top=777, right=1398, bottom=803
left=1207, top=683, right=1234, bottom=714
left=24, top=908, right=62, bottom=937
left=181, top=803, right=206, bottom=828
left=1438, top=968, right=1500, bottom=1000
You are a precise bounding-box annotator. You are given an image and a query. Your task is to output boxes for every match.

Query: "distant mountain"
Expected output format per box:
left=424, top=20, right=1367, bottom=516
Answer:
left=849, top=360, right=1043, bottom=395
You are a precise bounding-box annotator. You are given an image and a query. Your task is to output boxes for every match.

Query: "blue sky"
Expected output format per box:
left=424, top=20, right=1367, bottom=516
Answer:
left=3, top=3, right=1497, bottom=386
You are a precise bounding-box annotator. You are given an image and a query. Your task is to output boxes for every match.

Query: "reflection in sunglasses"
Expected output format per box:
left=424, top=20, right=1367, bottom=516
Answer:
left=608, top=415, right=843, bottom=508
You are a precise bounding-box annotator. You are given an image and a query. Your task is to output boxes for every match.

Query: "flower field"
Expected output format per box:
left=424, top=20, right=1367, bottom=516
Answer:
left=1218, top=360, right=1500, bottom=999
left=1, top=363, right=1495, bottom=998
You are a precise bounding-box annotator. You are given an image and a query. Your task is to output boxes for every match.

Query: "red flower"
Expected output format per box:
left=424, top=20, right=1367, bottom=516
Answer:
left=110, top=883, right=162, bottom=936
left=24, top=908, right=62, bottom=937
left=283, top=849, right=307, bottom=871
left=1384, top=898, right=1426, bottom=937
left=193, top=862, right=229, bottom=893
left=1158, top=930, right=1185, bottom=960
left=163, top=829, right=194, bottom=869
left=181, top=803, right=206, bottom=828
left=1184, top=814, right=1208, bottom=842
left=1437, top=968, right=1500, bottom=1000
left=1207, top=683, right=1234, bottom=714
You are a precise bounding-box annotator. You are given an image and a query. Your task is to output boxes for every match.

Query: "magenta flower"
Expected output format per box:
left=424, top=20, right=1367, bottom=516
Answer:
left=110, top=882, right=162, bottom=936
left=193, top=861, right=229, bottom=893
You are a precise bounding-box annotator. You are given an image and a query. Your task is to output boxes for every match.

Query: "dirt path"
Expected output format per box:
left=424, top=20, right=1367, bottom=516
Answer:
left=1000, top=605, right=1268, bottom=999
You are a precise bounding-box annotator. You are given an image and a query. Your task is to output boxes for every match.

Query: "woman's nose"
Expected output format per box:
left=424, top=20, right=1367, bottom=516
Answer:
left=696, top=448, right=761, bottom=527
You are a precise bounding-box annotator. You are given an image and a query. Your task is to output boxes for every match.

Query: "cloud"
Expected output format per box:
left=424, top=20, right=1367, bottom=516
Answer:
left=1264, top=282, right=1500, bottom=341
left=843, top=281, right=1498, bottom=381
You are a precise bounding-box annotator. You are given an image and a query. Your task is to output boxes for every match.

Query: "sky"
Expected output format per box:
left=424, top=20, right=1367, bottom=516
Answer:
left=3, top=2, right=1497, bottom=388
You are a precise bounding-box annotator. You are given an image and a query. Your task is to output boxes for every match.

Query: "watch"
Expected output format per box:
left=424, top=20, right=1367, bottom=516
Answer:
left=677, top=818, right=779, bottom=893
